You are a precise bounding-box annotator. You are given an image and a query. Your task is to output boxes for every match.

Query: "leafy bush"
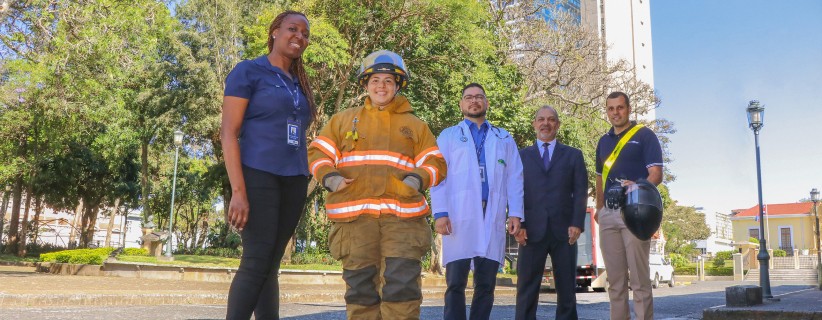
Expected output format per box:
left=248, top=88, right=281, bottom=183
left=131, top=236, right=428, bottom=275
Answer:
left=749, top=237, right=759, bottom=244
left=25, top=243, right=67, bottom=255
left=673, top=267, right=733, bottom=276
left=206, top=221, right=242, bottom=250
left=40, top=248, right=115, bottom=265
left=712, top=258, right=725, bottom=268
left=715, top=250, right=734, bottom=261
left=177, top=247, right=243, bottom=259
left=68, top=253, right=103, bottom=265
left=773, top=249, right=787, bottom=257
left=122, top=248, right=148, bottom=256
left=290, top=252, right=340, bottom=266
left=669, top=254, right=689, bottom=268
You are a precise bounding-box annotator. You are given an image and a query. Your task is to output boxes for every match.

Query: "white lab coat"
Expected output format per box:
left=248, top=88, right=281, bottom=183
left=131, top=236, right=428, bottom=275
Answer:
left=430, top=121, right=524, bottom=267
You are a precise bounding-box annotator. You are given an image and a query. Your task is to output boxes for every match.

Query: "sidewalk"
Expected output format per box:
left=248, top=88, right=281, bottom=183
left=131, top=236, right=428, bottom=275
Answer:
left=0, top=266, right=516, bottom=307
left=703, top=286, right=822, bottom=320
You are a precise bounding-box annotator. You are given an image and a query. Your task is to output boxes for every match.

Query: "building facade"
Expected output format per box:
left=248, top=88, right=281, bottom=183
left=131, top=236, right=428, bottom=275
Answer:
left=731, top=202, right=819, bottom=255
left=695, top=208, right=734, bottom=255
left=1, top=196, right=143, bottom=249
left=581, top=0, right=656, bottom=121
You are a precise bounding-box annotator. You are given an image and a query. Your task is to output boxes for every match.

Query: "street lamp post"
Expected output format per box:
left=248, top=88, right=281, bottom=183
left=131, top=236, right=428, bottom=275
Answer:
left=0, top=184, right=11, bottom=252
left=163, top=131, right=184, bottom=260
left=811, top=188, right=820, bottom=289
left=746, top=101, right=774, bottom=299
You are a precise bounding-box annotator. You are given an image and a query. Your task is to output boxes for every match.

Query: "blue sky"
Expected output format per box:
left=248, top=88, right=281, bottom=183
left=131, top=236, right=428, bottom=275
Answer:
left=650, top=1, right=822, bottom=215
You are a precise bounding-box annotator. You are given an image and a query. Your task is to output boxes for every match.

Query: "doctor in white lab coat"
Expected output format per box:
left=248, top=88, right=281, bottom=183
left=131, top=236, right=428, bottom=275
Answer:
left=430, top=83, right=524, bottom=320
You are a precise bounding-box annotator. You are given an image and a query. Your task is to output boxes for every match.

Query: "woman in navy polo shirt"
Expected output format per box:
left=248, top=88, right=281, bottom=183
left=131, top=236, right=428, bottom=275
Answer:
left=220, top=10, right=317, bottom=319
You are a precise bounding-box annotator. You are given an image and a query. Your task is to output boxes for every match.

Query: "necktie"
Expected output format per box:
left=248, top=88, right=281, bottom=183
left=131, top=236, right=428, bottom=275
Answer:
left=542, top=142, right=550, bottom=170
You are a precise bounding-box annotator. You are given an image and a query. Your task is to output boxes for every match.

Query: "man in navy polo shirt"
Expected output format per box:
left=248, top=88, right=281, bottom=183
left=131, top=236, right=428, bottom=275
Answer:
left=594, top=91, right=663, bottom=320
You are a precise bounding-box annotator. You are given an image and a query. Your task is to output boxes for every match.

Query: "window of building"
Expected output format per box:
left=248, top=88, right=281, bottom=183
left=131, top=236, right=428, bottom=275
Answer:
left=748, top=228, right=760, bottom=240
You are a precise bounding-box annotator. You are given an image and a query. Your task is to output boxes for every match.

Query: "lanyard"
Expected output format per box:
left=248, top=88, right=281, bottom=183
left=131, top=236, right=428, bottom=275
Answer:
left=459, top=124, right=490, bottom=161
left=276, top=74, right=300, bottom=118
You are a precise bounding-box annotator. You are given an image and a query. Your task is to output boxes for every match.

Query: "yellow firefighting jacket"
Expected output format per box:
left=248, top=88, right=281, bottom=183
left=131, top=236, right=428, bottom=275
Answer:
left=307, top=96, right=447, bottom=222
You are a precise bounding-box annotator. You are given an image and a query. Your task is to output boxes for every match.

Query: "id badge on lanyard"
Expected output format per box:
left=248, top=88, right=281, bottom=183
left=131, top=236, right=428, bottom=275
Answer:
left=479, top=165, right=486, bottom=183
left=287, top=119, right=301, bottom=147
left=278, top=74, right=301, bottom=147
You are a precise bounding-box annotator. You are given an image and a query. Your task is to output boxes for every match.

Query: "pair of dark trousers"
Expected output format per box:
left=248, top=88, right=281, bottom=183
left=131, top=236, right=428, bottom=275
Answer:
left=444, top=256, right=499, bottom=320
left=226, top=166, right=308, bottom=320
left=515, top=230, right=578, bottom=320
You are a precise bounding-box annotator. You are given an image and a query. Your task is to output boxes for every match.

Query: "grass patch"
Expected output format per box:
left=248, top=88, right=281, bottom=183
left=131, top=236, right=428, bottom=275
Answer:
left=116, top=255, right=347, bottom=271
left=279, top=264, right=343, bottom=271
left=117, top=255, right=242, bottom=268
left=0, top=254, right=40, bottom=263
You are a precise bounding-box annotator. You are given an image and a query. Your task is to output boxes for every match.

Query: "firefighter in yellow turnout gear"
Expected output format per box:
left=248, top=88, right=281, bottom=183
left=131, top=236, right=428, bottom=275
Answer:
left=307, top=50, right=447, bottom=320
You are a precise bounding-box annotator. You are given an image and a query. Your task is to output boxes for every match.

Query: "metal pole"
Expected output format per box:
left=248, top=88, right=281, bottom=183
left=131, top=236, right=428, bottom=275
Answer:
left=814, top=201, right=821, bottom=289
left=754, top=131, right=773, bottom=299
left=0, top=192, right=9, bottom=251
left=165, top=145, right=180, bottom=258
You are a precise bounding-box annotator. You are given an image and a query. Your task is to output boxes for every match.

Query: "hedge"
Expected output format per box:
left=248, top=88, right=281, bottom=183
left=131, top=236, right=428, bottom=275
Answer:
left=773, top=249, right=787, bottom=257
left=40, top=248, right=115, bottom=265
left=122, top=248, right=148, bottom=256
left=715, top=250, right=734, bottom=261
left=673, top=267, right=734, bottom=276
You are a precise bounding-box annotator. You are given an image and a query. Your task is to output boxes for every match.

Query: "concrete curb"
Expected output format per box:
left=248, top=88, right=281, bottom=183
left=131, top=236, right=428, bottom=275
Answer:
left=0, top=288, right=518, bottom=307
left=0, top=293, right=229, bottom=307
left=702, top=309, right=822, bottom=320
left=0, top=261, right=38, bottom=267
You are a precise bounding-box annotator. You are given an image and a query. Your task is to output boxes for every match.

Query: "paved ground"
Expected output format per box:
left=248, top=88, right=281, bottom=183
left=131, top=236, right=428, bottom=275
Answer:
left=0, top=265, right=817, bottom=319
left=0, top=281, right=815, bottom=319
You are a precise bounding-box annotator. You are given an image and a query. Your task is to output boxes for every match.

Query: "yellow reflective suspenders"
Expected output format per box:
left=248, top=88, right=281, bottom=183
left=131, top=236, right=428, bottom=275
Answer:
left=601, top=124, right=645, bottom=192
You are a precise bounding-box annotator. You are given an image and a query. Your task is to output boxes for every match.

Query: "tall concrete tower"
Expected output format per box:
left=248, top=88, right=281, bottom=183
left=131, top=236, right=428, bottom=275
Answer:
left=581, top=0, right=656, bottom=121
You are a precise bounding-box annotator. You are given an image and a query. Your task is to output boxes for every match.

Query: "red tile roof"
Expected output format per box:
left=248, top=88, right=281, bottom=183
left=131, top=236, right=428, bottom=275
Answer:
left=734, top=202, right=816, bottom=217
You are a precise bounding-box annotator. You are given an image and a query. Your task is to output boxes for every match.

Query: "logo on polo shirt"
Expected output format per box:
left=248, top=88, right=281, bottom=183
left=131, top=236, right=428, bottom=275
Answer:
left=627, top=141, right=640, bottom=144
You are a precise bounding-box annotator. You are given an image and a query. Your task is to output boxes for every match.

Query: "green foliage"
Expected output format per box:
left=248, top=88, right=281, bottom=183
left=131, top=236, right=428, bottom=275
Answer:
left=178, top=247, right=243, bottom=259
left=25, top=243, right=66, bottom=255
left=662, top=205, right=712, bottom=255
left=206, top=221, right=242, bottom=250
left=39, top=248, right=115, bottom=265
left=773, top=250, right=787, bottom=257
left=749, top=237, right=760, bottom=244
left=712, top=258, right=725, bottom=268
left=673, top=267, right=734, bottom=276
left=290, top=252, right=340, bottom=266
left=715, top=250, right=734, bottom=261
left=122, top=248, right=149, bottom=256
left=669, top=254, right=689, bottom=268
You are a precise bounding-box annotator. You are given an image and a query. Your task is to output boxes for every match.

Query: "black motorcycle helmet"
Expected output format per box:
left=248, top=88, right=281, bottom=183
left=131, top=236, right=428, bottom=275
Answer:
left=606, top=178, right=664, bottom=241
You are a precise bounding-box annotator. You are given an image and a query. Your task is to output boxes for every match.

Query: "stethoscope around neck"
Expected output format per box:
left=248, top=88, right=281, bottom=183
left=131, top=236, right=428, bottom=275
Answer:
left=458, top=124, right=510, bottom=142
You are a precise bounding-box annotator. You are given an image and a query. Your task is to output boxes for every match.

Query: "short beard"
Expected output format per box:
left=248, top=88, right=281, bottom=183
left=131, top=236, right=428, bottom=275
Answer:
left=462, top=106, right=487, bottom=119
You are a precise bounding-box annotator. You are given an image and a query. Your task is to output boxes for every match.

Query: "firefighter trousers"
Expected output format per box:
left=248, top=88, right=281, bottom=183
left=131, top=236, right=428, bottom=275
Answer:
left=329, top=214, right=432, bottom=320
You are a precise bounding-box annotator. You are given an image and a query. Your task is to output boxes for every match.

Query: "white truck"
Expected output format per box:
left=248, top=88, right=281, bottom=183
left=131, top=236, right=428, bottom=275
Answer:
left=543, top=209, right=674, bottom=291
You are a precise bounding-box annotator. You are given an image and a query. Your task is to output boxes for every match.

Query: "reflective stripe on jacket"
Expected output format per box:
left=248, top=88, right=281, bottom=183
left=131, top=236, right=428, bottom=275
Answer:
left=307, top=96, right=447, bottom=222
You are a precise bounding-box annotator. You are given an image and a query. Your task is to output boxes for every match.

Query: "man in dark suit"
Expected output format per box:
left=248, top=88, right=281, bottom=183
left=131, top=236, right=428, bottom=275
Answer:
left=515, top=105, right=588, bottom=320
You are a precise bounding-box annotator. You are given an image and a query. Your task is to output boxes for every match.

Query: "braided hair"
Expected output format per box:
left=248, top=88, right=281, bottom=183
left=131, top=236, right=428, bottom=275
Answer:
left=268, top=10, right=318, bottom=122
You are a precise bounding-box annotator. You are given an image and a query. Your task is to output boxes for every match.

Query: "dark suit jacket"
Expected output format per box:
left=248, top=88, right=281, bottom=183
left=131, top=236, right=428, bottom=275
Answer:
left=519, top=142, right=588, bottom=243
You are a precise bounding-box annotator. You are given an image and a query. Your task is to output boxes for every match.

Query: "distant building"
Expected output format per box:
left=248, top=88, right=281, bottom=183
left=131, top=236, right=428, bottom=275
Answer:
left=694, top=207, right=734, bottom=255
left=581, top=0, right=656, bottom=121
left=1, top=197, right=142, bottom=249
left=731, top=202, right=819, bottom=255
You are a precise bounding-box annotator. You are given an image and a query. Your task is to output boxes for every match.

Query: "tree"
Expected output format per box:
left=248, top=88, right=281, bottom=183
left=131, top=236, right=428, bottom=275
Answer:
left=661, top=204, right=711, bottom=255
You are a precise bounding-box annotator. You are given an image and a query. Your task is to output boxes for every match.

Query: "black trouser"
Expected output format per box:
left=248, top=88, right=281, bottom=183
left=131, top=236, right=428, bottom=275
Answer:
left=515, top=229, right=579, bottom=320
left=226, top=166, right=309, bottom=320
left=444, top=256, right=500, bottom=320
